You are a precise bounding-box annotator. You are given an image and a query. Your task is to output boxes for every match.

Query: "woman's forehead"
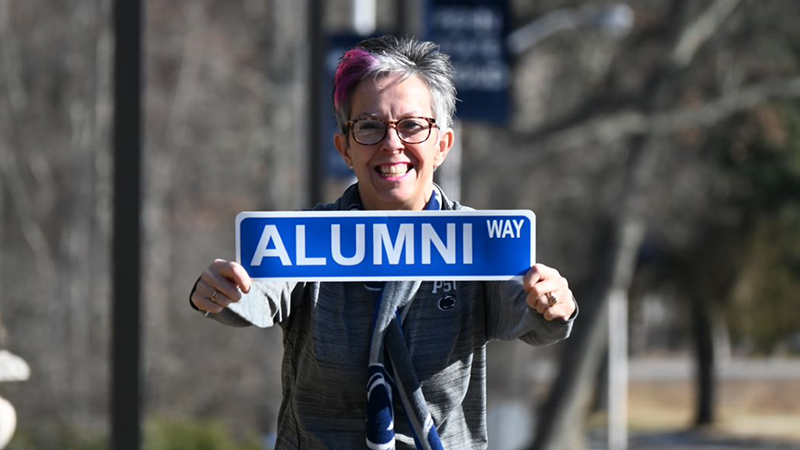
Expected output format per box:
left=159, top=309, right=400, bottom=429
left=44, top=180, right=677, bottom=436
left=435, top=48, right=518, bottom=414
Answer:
left=350, top=74, right=433, bottom=115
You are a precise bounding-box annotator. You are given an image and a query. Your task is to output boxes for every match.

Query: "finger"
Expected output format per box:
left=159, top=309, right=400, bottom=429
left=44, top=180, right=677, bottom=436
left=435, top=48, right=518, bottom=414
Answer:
left=197, top=273, right=236, bottom=307
left=543, top=306, right=559, bottom=322
left=198, top=297, right=225, bottom=314
left=527, top=277, right=568, bottom=302
left=543, top=302, right=571, bottom=322
left=529, top=286, right=573, bottom=316
left=200, top=267, right=245, bottom=304
left=527, top=291, right=557, bottom=314
left=522, top=266, right=542, bottom=293
left=210, top=259, right=252, bottom=294
left=527, top=292, right=546, bottom=314
left=229, top=261, right=252, bottom=293
left=190, top=288, right=225, bottom=314
left=192, top=279, right=232, bottom=309
left=522, top=264, right=561, bottom=293
left=197, top=274, right=237, bottom=308
left=543, top=290, right=576, bottom=321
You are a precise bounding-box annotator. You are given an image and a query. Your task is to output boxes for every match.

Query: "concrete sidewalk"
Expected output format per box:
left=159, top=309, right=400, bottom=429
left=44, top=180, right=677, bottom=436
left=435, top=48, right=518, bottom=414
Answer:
left=525, top=357, right=800, bottom=382
left=587, top=430, right=800, bottom=450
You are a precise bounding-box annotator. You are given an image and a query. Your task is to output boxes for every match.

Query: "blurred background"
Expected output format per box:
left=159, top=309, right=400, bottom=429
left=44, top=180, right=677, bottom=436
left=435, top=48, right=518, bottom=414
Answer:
left=1, top=0, right=799, bottom=449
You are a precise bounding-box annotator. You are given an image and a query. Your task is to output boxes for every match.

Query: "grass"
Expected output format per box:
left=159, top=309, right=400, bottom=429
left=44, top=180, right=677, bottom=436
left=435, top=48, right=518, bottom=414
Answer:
left=623, top=380, right=800, bottom=442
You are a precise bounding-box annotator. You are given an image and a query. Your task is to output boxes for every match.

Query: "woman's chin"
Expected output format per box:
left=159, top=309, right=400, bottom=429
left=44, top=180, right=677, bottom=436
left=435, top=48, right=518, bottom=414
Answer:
left=367, top=187, right=423, bottom=210
left=360, top=171, right=430, bottom=209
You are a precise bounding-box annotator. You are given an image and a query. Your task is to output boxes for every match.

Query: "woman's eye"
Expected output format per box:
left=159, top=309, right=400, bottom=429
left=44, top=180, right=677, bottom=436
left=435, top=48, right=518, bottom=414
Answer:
left=400, top=120, right=424, bottom=132
left=357, top=121, right=383, bottom=131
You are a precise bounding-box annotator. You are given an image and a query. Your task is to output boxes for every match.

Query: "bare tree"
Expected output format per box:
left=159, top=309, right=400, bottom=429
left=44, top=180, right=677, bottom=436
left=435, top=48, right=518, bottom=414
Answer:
left=500, top=1, right=800, bottom=449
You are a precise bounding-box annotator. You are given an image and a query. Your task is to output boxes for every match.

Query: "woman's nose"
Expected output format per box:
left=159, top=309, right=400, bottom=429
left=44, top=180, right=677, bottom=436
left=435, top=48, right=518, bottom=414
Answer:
left=380, top=124, right=404, bottom=151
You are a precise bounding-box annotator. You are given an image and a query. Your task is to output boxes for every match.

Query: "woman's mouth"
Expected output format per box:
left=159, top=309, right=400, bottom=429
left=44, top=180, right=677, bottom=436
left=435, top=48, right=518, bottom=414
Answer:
left=376, top=163, right=412, bottom=178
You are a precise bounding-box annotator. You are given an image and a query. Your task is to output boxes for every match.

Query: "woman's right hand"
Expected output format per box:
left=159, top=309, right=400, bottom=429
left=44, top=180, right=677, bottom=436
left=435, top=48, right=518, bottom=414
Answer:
left=191, top=259, right=252, bottom=315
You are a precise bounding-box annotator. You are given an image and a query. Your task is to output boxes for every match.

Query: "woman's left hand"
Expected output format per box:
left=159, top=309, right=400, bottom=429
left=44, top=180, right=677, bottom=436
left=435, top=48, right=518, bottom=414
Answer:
left=523, top=263, right=576, bottom=322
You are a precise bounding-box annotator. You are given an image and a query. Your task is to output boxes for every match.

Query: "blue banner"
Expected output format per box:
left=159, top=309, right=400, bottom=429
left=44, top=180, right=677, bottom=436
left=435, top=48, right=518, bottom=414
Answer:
left=425, top=0, right=511, bottom=123
left=237, top=210, right=535, bottom=281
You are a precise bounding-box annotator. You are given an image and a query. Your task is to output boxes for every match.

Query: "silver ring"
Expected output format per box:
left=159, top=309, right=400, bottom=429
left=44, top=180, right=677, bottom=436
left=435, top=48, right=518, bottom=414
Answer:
left=546, top=292, right=559, bottom=307
left=211, top=289, right=219, bottom=303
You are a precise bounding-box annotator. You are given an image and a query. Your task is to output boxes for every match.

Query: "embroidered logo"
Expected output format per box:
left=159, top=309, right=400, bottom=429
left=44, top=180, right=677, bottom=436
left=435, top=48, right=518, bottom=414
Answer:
left=438, top=295, right=457, bottom=311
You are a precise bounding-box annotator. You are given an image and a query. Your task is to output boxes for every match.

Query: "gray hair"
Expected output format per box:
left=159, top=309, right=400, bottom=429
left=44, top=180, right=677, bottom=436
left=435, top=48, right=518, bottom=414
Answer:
left=332, top=35, right=457, bottom=134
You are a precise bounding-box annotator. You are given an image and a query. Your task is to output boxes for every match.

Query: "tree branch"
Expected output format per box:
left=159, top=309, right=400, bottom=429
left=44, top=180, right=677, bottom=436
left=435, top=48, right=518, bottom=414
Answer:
left=0, top=0, right=57, bottom=281
left=0, top=147, right=57, bottom=281
left=496, top=76, right=800, bottom=167
left=671, top=0, right=742, bottom=68
left=505, top=0, right=744, bottom=163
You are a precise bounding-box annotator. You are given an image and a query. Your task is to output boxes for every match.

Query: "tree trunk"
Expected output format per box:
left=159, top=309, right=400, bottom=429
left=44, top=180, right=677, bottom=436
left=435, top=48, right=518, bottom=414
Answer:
left=529, top=247, right=611, bottom=450
left=531, top=131, right=656, bottom=450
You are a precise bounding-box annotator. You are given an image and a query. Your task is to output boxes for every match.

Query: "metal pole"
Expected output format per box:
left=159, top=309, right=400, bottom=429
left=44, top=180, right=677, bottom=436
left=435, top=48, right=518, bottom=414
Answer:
left=308, top=0, right=324, bottom=206
left=112, top=0, right=143, bottom=448
left=395, top=0, right=407, bottom=35
left=608, top=288, right=629, bottom=450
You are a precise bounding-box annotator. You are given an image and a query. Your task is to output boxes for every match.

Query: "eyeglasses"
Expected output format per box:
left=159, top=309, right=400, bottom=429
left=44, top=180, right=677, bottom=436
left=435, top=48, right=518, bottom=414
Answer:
left=345, top=116, right=439, bottom=146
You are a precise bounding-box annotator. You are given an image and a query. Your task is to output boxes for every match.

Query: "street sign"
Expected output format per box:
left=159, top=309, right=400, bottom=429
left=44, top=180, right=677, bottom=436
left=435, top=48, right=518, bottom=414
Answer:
left=237, top=210, right=535, bottom=281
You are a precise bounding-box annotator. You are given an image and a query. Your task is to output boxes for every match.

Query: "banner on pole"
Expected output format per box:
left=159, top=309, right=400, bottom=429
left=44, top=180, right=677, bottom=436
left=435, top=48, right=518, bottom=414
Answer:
left=425, top=0, right=511, bottom=123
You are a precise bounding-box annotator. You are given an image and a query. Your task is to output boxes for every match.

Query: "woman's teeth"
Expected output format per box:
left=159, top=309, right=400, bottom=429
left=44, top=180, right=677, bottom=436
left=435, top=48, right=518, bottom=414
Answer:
left=378, top=164, right=409, bottom=176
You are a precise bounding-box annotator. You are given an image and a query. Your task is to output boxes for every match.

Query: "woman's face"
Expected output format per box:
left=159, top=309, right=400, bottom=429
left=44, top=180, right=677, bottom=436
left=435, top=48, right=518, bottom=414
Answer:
left=334, top=74, right=454, bottom=211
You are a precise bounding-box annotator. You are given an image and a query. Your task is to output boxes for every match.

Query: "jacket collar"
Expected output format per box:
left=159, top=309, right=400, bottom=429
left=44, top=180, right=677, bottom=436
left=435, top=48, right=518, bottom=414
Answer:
left=337, top=182, right=459, bottom=211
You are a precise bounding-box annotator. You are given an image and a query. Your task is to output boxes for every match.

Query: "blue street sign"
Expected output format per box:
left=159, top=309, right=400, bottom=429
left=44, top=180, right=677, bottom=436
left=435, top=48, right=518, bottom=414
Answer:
left=237, top=210, right=535, bottom=281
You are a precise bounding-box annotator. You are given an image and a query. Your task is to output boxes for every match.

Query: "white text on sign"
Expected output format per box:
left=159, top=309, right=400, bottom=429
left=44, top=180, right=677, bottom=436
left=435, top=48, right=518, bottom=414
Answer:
left=250, top=223, right=474, bottom=267
left=486, top=219, right=525, bottom=239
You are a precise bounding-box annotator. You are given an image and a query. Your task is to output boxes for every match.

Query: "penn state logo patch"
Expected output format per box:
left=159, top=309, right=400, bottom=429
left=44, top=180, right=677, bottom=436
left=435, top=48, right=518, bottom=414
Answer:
left=438, top=295, right=457, bottom=311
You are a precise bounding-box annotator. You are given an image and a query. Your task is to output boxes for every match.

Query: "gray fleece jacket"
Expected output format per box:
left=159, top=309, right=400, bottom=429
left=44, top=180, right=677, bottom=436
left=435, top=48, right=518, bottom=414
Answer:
left=204, top=184, right=575, bottom=450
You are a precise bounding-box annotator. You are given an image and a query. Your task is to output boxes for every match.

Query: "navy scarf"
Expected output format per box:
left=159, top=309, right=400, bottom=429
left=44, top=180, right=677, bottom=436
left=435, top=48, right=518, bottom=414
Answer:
left=365, top=190, right=445, bottom=450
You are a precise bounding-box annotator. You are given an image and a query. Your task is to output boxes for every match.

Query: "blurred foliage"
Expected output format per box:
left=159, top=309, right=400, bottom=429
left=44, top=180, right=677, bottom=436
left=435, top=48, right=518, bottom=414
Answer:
left=725, top=102, right=800, bottom=354
left=739, top=105, right=800, bottom=210
left=10, top=418, right=263, bottom=450
left=144, top=417, right=263, bottom=450
left=10, top=424, right=107, bottom=450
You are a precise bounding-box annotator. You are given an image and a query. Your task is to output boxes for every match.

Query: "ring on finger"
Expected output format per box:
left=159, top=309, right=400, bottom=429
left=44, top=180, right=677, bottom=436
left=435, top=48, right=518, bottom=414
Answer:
left=546, top=292, right=559, bottom=307
left=210, top=289, right=220, bottom=304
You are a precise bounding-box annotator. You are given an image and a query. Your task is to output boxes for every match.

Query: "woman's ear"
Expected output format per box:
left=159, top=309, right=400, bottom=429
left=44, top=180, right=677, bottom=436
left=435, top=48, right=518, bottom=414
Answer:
left=334, top=133, right=353, bottom=169
left=434, top=127, right=455, bottom=168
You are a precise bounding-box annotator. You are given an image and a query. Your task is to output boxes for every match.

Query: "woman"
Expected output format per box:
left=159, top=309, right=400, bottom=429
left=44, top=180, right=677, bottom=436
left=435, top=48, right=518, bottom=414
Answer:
left=190, top=35, right=577, bottom=450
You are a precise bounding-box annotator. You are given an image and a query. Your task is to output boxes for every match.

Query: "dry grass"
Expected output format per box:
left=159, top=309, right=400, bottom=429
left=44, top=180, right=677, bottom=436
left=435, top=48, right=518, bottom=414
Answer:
left=625, top=380, right=800, bottom=442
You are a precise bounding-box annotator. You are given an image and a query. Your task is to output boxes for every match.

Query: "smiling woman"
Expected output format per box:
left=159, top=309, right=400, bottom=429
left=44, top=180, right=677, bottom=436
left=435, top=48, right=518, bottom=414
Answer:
left=334, top=73, right=454, bottom=211
left=188, top=35, right=577, bottom=450
left=331, top=38, right=457, bottom=213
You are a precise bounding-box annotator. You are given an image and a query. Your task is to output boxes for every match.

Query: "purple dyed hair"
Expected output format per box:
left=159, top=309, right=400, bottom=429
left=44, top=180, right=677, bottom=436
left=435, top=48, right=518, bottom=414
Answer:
left=333, top=49, right=376, bottom=111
